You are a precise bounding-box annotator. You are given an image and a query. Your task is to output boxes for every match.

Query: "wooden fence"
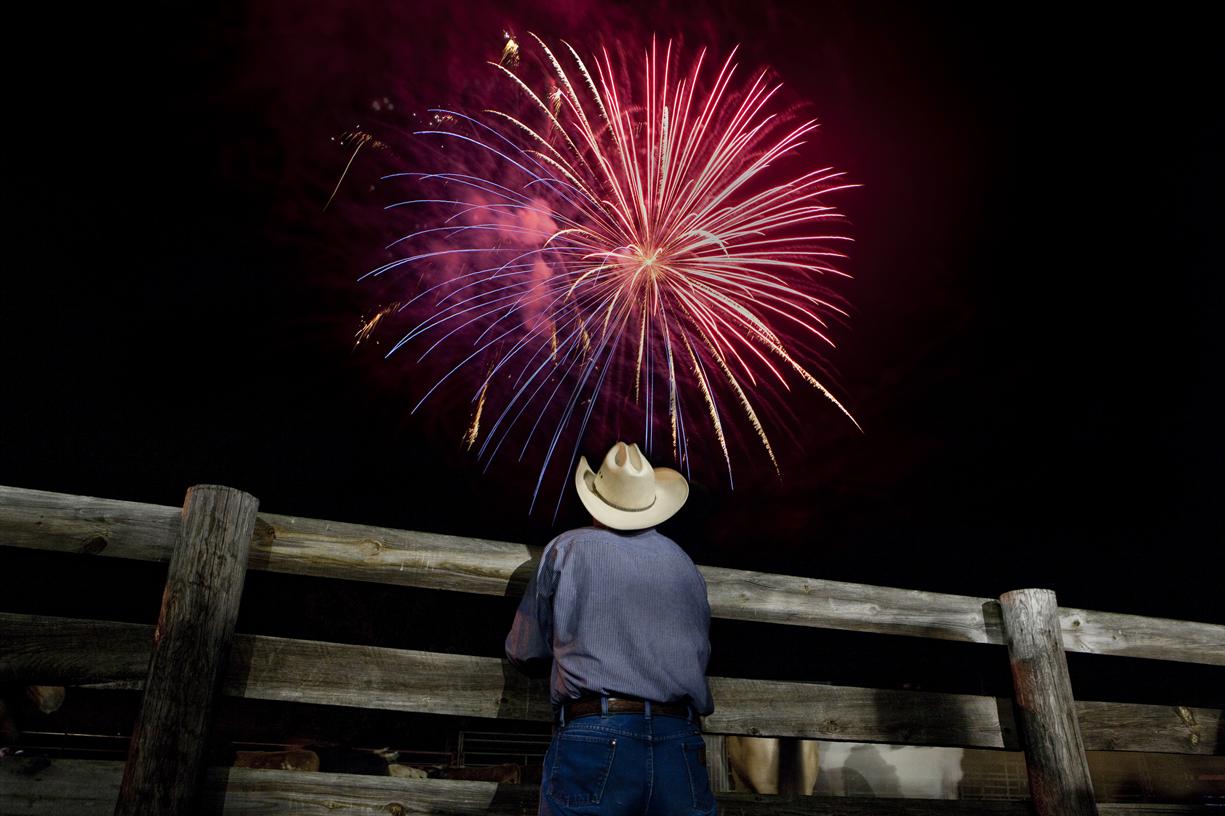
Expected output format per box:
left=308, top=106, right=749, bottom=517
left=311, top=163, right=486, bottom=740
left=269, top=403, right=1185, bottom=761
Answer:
left=1, top=484, right=1221, bottom=815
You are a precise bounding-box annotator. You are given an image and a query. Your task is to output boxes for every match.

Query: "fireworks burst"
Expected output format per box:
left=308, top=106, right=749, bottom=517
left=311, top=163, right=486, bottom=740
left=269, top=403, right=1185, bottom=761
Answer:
left=368, top=36, right=858, bottom=512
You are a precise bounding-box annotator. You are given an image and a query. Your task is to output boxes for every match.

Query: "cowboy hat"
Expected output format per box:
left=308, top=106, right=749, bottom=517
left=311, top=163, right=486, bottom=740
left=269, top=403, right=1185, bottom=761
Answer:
left=574, top=442, right=689, bottom=530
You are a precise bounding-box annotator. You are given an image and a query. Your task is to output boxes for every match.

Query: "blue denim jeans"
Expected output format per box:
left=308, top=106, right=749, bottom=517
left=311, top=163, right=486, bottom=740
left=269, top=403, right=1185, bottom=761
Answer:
left=539, top=708, right=718, bottom=815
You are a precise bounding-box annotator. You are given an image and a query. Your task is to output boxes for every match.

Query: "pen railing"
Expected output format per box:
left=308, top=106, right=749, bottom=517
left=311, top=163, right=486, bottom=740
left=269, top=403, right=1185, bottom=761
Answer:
left=1, top=484, right=1221, bottom=815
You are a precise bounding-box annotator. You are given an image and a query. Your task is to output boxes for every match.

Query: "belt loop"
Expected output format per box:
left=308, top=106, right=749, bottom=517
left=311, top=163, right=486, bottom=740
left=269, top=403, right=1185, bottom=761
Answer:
left=560, top=705, right=566, bottom=727
left=644, top=700, right=652, bottom=720
left=687, top=704, right=694, bottom=722
left=600, top=696, right=609, bottom=716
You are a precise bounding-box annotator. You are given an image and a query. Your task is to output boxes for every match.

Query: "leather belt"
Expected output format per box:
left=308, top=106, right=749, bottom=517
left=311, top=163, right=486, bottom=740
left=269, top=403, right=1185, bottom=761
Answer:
left=561, top=696, right=692, bottom=722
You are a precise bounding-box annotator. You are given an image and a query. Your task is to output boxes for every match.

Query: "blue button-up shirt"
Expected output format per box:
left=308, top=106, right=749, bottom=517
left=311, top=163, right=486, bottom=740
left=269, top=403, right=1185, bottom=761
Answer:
left=505, top=526, right=714, bottom=715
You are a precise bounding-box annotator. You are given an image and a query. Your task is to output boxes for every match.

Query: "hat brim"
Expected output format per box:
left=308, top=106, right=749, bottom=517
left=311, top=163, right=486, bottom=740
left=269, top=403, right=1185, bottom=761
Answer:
left=574, top=456, right=689, bottom=530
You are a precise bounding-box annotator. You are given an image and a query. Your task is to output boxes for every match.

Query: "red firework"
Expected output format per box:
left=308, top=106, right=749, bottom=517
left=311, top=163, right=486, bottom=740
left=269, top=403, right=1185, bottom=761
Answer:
left=369, top=35, right=858, bottom=511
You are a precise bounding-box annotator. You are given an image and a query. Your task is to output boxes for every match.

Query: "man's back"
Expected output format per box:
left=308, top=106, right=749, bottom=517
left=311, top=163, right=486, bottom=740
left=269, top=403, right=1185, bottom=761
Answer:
left=506, top=525, right=714, bottom=714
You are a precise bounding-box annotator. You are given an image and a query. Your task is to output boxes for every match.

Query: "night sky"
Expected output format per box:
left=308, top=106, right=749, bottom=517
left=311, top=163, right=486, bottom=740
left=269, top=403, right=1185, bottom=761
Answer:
left=4, top=0, right=1222, bottom=648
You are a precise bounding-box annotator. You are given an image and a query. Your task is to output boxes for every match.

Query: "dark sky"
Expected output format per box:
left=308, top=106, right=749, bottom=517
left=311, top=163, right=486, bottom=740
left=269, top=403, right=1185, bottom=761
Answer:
left=4, top=1, right=1222, bottom=629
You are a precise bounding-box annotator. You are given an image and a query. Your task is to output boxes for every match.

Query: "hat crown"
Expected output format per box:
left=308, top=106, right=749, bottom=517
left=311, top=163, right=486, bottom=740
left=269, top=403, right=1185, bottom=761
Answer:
left=574, top=440, right=688, bottom=530
left=593, top=442, right=656, bottom=511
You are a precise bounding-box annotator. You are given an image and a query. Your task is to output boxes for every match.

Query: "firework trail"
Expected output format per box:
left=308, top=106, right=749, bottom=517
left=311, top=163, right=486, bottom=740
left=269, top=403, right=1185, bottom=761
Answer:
left=327, top=128, right=391, bottom=212
left=369, top=36, right=858, bottom=513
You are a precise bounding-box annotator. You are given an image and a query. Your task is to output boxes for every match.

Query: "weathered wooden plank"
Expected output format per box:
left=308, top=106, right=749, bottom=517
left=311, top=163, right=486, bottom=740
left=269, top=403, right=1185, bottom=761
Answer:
left=1092, top=803, right=1205, bottom=808
left=0, top=485, right=180, bottom=560
left=1001, top=588, right=1097, bottom=816
left=704, top=734, right=730, bottom=792
left=115, top=485, right=260, bottom=816
left=253, top=514, right=1011, bottom=648
left=0, top=615, right=151, bottom=685
left=0, top=758, right=1209, bottom=816
left=1076, top=701, right=1215, bottom=755
left=2, top=757, right=123, bottom=816
left=1058, top=605, right=1225, bottom=666
left=226, top=633, right=553, bottom=722
left=250, top=511, right=538, bottom=595
left=4, top=485, right=1223, bottom=665
left=701, top=565, right=1007, bottom=645
left=1, top=757, right=997, bottom=815
left=199, top=774, right=1025, bottom=816
left=705, top=676, right=1019, bottom=748
left=2, top=613, right=1217, bottom=754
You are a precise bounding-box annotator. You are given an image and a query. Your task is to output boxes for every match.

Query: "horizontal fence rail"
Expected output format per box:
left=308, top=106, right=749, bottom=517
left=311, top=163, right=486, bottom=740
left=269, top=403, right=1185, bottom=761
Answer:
left=0, top=758, right=1208, bottom=816
left=2, top=485, right=1223, bottom=665
left=1, top=613, right=1216, bottom=754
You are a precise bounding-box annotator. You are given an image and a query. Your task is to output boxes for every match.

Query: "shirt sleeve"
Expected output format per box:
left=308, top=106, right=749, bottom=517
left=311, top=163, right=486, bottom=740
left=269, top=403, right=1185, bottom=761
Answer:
left=504, top=536, right=563, bottom=675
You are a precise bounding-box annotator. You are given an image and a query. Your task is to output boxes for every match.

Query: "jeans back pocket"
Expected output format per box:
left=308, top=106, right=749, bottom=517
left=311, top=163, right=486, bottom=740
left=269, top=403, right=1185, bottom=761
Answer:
left=682, top=736, right=716, bottom=810
left=546, top=732, right=619, bottom=805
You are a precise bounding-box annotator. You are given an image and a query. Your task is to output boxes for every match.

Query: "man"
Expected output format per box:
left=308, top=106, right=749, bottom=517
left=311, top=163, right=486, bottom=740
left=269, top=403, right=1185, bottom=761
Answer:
left=506, top=441, right=717, bottom=815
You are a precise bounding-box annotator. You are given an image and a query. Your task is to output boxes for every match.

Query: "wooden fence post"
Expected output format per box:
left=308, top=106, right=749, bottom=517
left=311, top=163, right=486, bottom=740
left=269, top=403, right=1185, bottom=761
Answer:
left=114, top=485, right=259, bottom=816
left=703, top=734, right=729, bottom=792
left=999, top=588, right=1098, bottom=816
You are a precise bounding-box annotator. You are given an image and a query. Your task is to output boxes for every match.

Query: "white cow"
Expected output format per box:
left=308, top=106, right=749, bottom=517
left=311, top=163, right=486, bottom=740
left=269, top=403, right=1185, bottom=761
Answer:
left=726, top=737, right=966, bottom=797
left=815, top=743, right=966, bottom=797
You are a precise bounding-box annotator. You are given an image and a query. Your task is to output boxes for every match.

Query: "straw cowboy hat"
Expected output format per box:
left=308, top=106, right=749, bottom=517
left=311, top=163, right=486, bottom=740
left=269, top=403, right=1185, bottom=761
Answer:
left=574, top=442, right=689, bottom=530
